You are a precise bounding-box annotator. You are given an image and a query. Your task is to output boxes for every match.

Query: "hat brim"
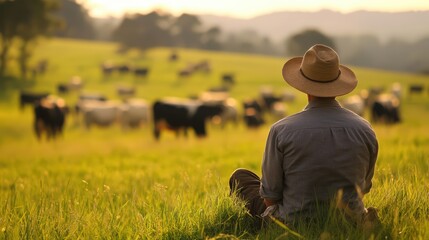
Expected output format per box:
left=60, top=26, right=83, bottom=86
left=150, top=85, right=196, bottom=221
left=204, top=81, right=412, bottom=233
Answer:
left=282, top=57, right=358, bottom=97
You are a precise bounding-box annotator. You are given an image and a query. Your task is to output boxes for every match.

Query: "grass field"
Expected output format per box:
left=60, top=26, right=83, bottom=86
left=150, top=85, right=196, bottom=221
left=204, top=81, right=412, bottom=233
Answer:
left=0, top=38, right=428, bottom=239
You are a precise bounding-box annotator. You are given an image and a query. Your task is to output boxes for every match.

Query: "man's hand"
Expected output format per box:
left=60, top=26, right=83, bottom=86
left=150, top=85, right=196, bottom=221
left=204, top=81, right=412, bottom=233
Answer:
left=264, top=198, right=279, bottom=207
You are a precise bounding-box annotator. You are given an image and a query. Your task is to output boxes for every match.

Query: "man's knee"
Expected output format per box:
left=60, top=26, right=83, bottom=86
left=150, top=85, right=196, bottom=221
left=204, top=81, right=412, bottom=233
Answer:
left=230, top=168, right=251, bottom=180
left=229, top=168, right=259, bottom=192
left=230, top=168, right=249, bottom=184
left=230, top=168, right=246, bottom=192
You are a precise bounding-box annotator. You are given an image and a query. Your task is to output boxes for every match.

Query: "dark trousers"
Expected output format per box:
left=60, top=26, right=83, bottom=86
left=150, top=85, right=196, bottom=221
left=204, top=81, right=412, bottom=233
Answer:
left=229, top=168, right=267, bottom=217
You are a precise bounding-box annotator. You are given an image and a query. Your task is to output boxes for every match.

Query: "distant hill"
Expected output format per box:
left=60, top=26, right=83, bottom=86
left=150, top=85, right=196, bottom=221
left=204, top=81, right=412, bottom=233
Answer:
left=199, top=10, right=429, bottom=43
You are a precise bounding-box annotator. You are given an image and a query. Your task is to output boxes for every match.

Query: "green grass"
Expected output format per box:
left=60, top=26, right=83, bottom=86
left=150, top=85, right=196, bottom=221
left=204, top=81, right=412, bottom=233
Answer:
left=0, top=38, right=428, bottom=239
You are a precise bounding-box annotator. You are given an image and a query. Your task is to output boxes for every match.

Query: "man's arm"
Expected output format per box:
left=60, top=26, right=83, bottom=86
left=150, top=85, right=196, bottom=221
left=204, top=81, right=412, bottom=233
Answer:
left=259, top=127, right=284, bottom=202
left=364, top=130, right=379, bottom=193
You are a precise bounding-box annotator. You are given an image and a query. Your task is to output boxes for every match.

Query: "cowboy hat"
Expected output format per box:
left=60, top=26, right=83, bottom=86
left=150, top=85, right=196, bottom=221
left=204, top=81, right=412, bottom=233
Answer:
left=282, top=44, right=357, bottom=97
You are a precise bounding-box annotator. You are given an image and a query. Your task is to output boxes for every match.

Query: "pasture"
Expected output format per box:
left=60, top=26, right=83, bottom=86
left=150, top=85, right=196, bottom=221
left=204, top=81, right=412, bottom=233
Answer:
left=0, top=38, right=428, bottom=239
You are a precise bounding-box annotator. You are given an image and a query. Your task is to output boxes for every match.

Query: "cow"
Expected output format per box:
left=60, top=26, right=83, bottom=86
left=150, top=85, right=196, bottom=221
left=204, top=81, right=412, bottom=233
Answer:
left=270, top=102, right=287, bottom=120
left=117, top=86, right=136, bottom=99
left=194, top=60, right=211, bottom=73
left=79, top=101, right=120, bottom=129
left=199, top=93, right=238, bottom=128
left=178, top=68, right=193, bottom=78
left=222, top=73, right=235, bottom=86
left=19, top=91, right=50, bottom=110
left=214, top=98, right=238, bottom=128
left=198, top=91, right=239, bottom=127
left=57, top=84, right=69, bottom=94
left=391, top=82, right=402, bottom=99
left=101, top=62, right=115, bottom=76
left=169, top=51, right=179, bottom=61
left=362, top=87, right=384, bottom=106
left=242, top=99, right=264, bottom=128
left=119, top=99, right=150, bottom=130
left=260, top=93, right=283, bottom=113
left=208, top=86, right=230, bottom=93
left=341, top=95, right=366, bottom=116
left=243, top=98, right=263, bottom=115
left=116, top=64, right=131, bottom=74
left=282, top=90, right=296, bottom=103
left=57, top=76, right=83, bottom=94
left=243, top=108, right=265, bottom=128
left=371, top=93, right=401, bottom=124
left=75, top=93, right=107, bottom=113
left=409, top=84, right=424, bottom=95
left=199, top=91, right=229, bottom=104
left=134, top=67, right=149, bottom=78
left=258, top=87, right=289, bottom=121
left=33, top=96, right=68, bottom=141
left=152, top=98, right=224, bottom=140
left=79, top=93, right=107, bottom=102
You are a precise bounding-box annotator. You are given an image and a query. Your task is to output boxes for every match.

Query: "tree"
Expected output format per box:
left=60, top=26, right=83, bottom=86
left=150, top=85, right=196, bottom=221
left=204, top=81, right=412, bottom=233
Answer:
left=16, top=0, right=60, bottom=79
left=0, top=0, right=16, bottom=77
left=0, top=0, right=60, bottom=78
left=112, top=11, right=172, bottom=51
left=201, top=26, right=222, bottom=50
left=412, top=37, right=429, bottom=74
left=286, top=29, right=336, bottom=56
left=55, top=0, right=95, bottom=40
left=259, top=37, right=277, bottom=56
left=172, top=13, right=202, bottom=48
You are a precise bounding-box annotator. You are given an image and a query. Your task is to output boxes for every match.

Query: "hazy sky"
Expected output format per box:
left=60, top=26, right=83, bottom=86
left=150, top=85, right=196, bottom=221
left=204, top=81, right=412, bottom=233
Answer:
left=80, top=0, right=429, bottom=18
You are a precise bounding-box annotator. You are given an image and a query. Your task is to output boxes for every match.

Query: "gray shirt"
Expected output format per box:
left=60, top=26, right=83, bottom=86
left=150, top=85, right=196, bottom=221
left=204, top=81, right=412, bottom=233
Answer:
left=259, top=98, right=378, bottom=221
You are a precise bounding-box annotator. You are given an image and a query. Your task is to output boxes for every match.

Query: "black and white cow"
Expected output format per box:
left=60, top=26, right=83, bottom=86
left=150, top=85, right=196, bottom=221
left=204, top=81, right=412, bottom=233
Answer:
left=75, top=93, right=108, bottom=115
left=33, top=96, right=68, bottom=140
left=117, top=86, right=136, bottom=99
left=259, top=89, right=283, bottom=113
left=371, top=93, right=401, bottom=124
left=101, top=62, right=115, bottom=76
left=57, top=76, right=83, bottom=94
left=242, top=99, right=265, bottom=128
left=409, top=84, right=424, bottom=95
left=19, top=91, right=50, bottom=110
left=222, top=73, right=235, bottom=86
left=134, top=67, right=150, bottom=78
left=152, top=98, right=224, bottom=140
left=198, top=91, right=238, bottom=127
left=117, top=64, right=131, bottom=74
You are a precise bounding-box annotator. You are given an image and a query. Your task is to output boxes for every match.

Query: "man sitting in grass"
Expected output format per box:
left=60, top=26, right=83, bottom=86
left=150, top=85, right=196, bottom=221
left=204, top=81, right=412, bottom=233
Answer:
left=230, top=44, right=380, bottom=231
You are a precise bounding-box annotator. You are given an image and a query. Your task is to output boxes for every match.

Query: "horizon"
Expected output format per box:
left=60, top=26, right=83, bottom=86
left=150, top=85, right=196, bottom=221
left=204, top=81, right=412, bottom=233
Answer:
left=79, top=0, right=429, bottom=19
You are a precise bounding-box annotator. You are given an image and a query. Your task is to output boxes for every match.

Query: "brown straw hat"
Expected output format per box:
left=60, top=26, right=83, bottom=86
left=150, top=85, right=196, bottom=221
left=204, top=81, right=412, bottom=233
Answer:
left=282, top=44, right=357, bottom=97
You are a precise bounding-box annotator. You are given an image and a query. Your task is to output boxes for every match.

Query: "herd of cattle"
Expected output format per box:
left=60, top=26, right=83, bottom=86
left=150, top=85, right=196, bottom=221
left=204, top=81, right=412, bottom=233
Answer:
left=341, top=83, right=403, bottom=124
left=99, top=56, right=237, bottom=87
left=19, top=86, right=293, bottom=141
left=19, top=74, right=426, bottom=141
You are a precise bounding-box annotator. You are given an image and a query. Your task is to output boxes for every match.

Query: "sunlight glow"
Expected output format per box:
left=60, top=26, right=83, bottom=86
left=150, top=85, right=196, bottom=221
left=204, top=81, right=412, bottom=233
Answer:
left=81, top=0, right=429, bottom=18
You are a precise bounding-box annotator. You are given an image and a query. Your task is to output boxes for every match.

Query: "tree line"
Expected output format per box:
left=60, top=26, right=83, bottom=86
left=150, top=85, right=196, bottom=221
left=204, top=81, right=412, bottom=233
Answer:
left=0, top=0, right=60, bottom=78
left=1, top=0, right=429, bottom=79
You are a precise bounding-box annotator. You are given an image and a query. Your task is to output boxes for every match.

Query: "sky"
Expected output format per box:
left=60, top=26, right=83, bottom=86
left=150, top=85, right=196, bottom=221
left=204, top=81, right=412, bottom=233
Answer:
left=80, top=0, right=429, bottom=18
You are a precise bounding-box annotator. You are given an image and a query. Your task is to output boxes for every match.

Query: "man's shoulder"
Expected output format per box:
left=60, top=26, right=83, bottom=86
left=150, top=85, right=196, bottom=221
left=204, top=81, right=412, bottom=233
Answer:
left=271, top=107, right=374, bottom=132
left=340, top=108, right=374, bottom=128
left=271, top=111, right=308, bottom=129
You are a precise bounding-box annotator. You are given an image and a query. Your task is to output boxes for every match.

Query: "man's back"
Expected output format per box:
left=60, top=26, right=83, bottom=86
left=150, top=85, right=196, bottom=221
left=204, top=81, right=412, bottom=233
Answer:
left=260, top=98, right=378, bottom=221
left=230, top=44, right=379, bottom=229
